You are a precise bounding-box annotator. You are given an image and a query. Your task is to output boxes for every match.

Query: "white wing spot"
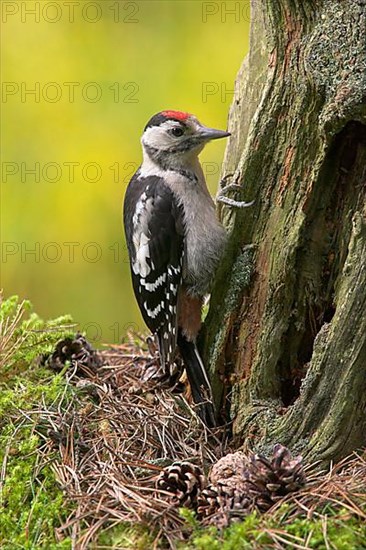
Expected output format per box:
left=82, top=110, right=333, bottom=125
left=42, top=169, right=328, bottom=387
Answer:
left=144, top=301, right=161, bottom=319
left=133, top=231, right=151, bottom=277
left=170, top=284, right=177, bottom=295
left=140, top=272, right=166, bottom=292
left=132, top=192, right=147, bottom=226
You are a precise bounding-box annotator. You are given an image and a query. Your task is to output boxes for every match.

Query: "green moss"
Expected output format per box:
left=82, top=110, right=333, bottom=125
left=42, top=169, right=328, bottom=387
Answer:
left=284, top=513, right=366, bottom=549
left=223, top=247, right=254, bottom=315
left=183, top=513, right=270, bottom=550
left=205, top=245, right=254, bottom=375
left=0, top=377, right=73, bottom=548
left=183, top=507, right=366, bottom=550
left=0, top=294, right=74, bottom=380
left=0, top=295, right=75, bottom=548
left=94, top=523, right=155, bottom=550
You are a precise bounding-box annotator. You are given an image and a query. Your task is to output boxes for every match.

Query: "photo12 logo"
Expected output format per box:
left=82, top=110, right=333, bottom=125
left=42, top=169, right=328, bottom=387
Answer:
left=1, top=161, right=139, bottom=184
left=1, top=241, right=130, bottom=264
left=202, top=2, right=250, bottom=23
left=202, top=82, right=234, bottom=103
left=1, top=1, right=139, bottom=24
left=81, top=321, right=140, bottom=343
left=1, top=81, right=139, bottom=104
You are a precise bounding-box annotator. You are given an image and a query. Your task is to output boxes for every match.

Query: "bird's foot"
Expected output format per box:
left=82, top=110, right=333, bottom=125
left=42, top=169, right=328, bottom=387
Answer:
left=142, top=359, right=185, bottom=393
left=217, top=174, right=254, bottom=209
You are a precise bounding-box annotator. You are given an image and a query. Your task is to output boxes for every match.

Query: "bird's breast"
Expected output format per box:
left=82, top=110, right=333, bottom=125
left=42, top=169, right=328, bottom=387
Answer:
left=165, top=171, right=227, bottom=296
left=183, top=195, right=227, bottom=295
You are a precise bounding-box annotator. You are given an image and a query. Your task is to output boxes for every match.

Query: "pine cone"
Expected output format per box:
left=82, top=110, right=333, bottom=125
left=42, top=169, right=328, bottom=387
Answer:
left=197, top=451, right=253, bottom=524
left=197, top=484, right=220, bottom=518
left=156, top=462, right=205, bottom=507
left=42, top=333, right=102, bottom=376
left=209, top=451, right=247, bottom=486
left=197, top=478, right=252, bottom=521
left=244, top=444, right=306, bottom=511
left=197, top=445, right=306, bottom=527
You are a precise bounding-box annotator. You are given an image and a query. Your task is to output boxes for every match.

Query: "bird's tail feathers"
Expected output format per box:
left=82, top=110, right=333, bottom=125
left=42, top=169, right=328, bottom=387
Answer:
left=177, top=331, right=216, bottom=427
left=157, top=326, right=177, bottom=378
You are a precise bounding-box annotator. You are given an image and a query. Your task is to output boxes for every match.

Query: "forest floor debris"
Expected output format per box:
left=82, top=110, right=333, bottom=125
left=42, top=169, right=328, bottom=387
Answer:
left=30, top=336, right=366, bottom=549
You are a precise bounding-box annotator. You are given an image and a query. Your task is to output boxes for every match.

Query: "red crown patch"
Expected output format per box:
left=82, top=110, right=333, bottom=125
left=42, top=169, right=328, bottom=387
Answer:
left=162, top=110, right=191, bottom=121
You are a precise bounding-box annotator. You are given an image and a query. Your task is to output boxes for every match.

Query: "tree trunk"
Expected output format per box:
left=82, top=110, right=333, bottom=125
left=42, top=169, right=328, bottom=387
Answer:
left=202, top=0, right=366, bottom=465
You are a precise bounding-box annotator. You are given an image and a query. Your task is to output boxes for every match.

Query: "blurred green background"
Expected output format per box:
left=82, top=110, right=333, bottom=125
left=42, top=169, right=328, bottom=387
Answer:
left=1, top=0, right=249, bottom=344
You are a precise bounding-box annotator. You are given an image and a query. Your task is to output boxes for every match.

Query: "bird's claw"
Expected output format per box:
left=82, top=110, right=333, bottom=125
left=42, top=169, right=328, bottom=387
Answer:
left=216, top=176, right=254, bottom=209
left=217, top=196, right=255, bottom=208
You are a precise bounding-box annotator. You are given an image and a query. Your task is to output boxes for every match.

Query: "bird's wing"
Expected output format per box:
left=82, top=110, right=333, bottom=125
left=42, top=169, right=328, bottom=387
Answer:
left=124, top=173, right=184, bottom=367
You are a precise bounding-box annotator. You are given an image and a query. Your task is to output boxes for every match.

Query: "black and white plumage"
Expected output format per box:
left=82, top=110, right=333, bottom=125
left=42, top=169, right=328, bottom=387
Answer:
left=123, top=110, right=230, bottom=427
left=124, top=174, right=184, bottom=368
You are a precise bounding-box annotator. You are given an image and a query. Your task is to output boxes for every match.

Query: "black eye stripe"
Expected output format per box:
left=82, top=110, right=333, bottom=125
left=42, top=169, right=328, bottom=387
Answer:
left=144, top=114, right=189, bottom=132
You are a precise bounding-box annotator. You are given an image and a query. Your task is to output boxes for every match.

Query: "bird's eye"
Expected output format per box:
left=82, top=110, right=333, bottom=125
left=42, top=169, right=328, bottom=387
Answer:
left=171, top=127, right=184, bottom=137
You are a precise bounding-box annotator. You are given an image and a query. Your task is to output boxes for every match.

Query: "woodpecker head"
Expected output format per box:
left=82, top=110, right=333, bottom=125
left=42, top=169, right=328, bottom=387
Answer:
left=141, top=110, right=230, bottom=168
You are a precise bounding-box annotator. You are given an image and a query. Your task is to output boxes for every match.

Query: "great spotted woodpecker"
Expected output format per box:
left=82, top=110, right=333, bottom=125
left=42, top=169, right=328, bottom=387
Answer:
left=123, top=110, right=230, bottom=427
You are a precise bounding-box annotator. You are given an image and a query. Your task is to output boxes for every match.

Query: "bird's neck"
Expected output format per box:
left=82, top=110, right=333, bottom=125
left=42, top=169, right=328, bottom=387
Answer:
left=141, top=147, right=206, bottom=188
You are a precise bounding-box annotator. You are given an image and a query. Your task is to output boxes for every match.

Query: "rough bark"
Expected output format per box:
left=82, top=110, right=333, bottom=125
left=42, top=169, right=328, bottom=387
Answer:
left=201, top=0, right=366, bottom=464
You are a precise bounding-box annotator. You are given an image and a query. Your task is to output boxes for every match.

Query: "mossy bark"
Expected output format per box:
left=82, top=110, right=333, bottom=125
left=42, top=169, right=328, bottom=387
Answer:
left=202, top=0, right=366, bottom=464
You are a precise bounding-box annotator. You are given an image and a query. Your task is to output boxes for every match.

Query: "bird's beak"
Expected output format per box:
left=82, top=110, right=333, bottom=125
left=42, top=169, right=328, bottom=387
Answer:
left=198, top=125, right=231, bottom=141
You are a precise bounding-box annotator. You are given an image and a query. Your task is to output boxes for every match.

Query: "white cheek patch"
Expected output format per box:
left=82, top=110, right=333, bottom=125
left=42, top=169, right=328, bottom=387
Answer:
left=142, top=125, right=172, bottom=150
left=142, top=120, right=186, bottom=151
